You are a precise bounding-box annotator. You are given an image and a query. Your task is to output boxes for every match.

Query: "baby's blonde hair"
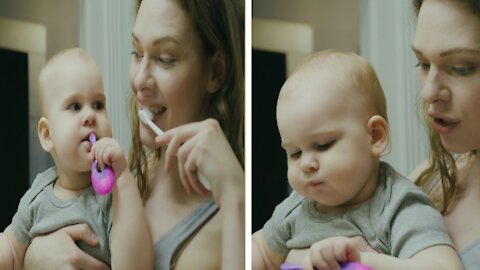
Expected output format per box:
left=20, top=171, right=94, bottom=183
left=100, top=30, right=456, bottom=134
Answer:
left=289, top=50, right=388, bottom=123
left=38, top=48, right=96, bottom=116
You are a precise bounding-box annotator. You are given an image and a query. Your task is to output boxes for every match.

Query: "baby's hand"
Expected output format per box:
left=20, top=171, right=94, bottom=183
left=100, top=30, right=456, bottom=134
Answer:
left=307, top=236, right=362, bottom=270
left=90, top=137, right=127, bottom=177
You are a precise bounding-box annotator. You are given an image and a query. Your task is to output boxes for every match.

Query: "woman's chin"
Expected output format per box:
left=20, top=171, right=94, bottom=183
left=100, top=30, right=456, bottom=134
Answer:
left=440, top=137, right=473, bottom=154
left=140, top=128, right=159, bottom=150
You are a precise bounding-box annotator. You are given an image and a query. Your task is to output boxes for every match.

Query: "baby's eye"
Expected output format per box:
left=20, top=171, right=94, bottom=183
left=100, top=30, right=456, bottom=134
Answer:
left=288, top=151, right=301, bottom=159
left=316, top=140, right=335, bottom=151
left=93, top=101, right=105, bottom=110
left=67, top=102, right=81, bottom=111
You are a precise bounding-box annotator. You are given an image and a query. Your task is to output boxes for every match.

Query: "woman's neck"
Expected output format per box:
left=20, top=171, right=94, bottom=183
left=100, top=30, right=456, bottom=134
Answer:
left=149, top=154, right=207, bottom=204
left=458, top=152, right=480, bottom=190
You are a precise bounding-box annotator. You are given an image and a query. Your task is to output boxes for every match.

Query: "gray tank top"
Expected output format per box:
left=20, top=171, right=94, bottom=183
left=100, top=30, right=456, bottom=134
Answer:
left=154, top=197, right=218, bottom=270
left=460, top=240, right=480, bottom=270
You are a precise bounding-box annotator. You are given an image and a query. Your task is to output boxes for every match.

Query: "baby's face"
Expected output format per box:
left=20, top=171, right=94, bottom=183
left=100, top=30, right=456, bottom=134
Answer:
left=277, top=68, right=378, bottom=212
left=42, top=55, right=112, bottom=172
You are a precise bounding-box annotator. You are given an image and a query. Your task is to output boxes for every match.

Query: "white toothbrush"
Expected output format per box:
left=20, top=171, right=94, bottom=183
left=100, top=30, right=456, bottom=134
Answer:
left=138, top=108, right=164, bottom=136
left=138, top=108, right=211, bottom=191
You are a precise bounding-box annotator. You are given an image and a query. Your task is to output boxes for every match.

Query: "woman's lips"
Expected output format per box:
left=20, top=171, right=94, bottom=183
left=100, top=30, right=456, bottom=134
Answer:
left=431, top=116, right=459, bottom=134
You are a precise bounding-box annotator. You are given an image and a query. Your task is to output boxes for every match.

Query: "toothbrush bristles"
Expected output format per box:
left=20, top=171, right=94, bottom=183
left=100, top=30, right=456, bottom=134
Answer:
left=138, top=108, right=164, bottom=136
left=140, top=108, right=154, bottom=120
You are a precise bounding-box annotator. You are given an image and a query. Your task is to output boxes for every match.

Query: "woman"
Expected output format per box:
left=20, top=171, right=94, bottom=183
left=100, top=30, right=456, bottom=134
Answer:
left=23, top=0, right=245, bottom=269
left=410, top=0, right=480, bottom=268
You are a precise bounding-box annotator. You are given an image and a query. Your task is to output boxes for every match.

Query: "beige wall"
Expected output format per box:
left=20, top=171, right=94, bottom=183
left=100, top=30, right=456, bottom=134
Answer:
left=253, top=0, right=360, bottom=53
left=0, top=0, right=79, bottom=59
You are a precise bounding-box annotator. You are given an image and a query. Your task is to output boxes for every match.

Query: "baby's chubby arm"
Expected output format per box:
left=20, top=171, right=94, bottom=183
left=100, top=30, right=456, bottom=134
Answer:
left=307, top=236, right=462, bottom=270
left=252, top=229, right=286, bottom=270
left=0, top=225, right=27, bottom=270
left=360, top=245, right=462, bottom=270
left=91, top=138, right=154, bottom=270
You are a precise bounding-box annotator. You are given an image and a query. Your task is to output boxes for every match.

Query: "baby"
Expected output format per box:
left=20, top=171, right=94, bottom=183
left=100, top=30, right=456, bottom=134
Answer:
left=252, top=50, right=462, bottom=270
left=0, top=48, right=153, bottom=270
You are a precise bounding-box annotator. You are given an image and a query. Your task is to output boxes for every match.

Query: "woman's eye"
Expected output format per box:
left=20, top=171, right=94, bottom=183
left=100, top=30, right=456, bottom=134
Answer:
left=93, top=101, right=104, bottom=110
left=131, top=51, right=142, bottom=61
left=156, top=57, right=175, bottom=65
left=450, top=65, right=476, bottom=76
left=415, top=61, right=430, bottom=70
left=316, top=141, right=335, bottom=151
left=68, top=102, right=81, bottom=111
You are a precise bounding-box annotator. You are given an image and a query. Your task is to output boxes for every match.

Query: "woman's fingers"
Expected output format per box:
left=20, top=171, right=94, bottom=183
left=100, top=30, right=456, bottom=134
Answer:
left=61, top=223, right=98, bottom=245
left=177, top=155, right=193, bottom=195
left=177, top=136, right=209, bottom=195
left=24, top=224, right=110, bottom=270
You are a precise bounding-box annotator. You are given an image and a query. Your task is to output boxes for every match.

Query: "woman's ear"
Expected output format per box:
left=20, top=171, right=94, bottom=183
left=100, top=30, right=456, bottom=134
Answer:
left=206, top=50, right=228, bottom=93
left=38, top=117, right=54, bottom=152
left=367, top=115, right=389, bottom=157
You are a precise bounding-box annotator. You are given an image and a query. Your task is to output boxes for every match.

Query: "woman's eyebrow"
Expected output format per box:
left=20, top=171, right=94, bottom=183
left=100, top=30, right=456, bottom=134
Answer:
left=439, top=48, right=480, bottom=57
left=411, top=45, right=480, bottom=57
left=131, top=33, right=180, bottom=46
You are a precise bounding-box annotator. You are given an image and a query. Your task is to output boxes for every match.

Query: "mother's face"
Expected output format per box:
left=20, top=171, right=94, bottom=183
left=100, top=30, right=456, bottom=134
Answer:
left=130, top=0, right=212, bottom=148
left=412, top=0, right=480, bottom=153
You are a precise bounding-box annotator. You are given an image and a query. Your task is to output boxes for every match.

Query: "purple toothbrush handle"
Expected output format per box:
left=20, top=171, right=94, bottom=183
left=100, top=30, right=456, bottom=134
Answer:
left=280, top=262, right=372, bottom=270
left=280, top=263, right=303, bottom=270
left=91, top=161, right=115, bottom=195
left=89, top=133, right=116, bottom=195
left=340, top=262, right=372, bottom=270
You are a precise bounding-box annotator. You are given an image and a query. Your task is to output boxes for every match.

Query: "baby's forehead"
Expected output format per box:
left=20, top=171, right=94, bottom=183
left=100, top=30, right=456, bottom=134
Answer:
left=40, top=50, right=100, bottom=89
left=281, top=64, right=360, bottom=98
left=45, top=50, right=95, bottom=73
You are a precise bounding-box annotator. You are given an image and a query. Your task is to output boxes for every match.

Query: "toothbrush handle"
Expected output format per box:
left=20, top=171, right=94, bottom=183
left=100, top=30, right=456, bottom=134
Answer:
left=198, top=172, right=212, bottom=191
left=147, top=121, right=164, bottom=136
left=91, top=161, right=116, bottom=195
left=279, top=262, right=372, bottom=270
left=89, top=132, right=116, bottom=195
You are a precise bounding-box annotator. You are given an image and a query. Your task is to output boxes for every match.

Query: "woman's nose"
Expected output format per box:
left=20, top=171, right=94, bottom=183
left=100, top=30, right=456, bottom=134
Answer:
left=300, top=153, right=319, bottom=174
left=421, top=67, right=450, bottom=104
left=134, top=57, right=155, bottom=93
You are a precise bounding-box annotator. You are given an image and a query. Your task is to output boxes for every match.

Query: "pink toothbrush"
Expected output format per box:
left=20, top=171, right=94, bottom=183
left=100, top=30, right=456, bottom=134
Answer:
left=89, top=133, right=116, bottom=195
left=280, top=262, right=372, bottom=270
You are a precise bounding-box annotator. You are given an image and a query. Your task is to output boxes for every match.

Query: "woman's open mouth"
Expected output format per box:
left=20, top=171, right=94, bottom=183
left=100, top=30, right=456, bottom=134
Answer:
left=431, top=116, right=459, bottom=134
left=141, top=105, right=167, bottom=121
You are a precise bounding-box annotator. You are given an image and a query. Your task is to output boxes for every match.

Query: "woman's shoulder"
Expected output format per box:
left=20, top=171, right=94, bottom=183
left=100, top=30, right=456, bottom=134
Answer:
left=407, top=159, right=431, bottom=183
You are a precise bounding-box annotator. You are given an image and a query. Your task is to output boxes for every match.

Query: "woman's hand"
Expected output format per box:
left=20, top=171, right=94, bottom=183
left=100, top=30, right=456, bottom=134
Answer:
left=23, top=223, right=110, bottom=270
left=155, top=118, right=244, bottom=205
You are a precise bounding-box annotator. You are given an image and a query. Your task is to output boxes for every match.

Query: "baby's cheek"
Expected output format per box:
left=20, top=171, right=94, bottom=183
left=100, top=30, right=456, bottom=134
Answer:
left=287, top=168, right=302, bottom=191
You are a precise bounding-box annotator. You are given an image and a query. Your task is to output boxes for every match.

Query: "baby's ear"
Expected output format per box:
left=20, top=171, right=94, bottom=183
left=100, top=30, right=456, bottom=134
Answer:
left=367, top=115, right=389, bottom=157
left=38, top=117, right=53, bottom=152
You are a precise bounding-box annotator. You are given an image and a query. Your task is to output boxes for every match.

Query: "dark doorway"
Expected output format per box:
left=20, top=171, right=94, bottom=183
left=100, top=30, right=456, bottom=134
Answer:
left=252, top=49, right=289, bottom=232
left=0, top=47, right=30, bottom=230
